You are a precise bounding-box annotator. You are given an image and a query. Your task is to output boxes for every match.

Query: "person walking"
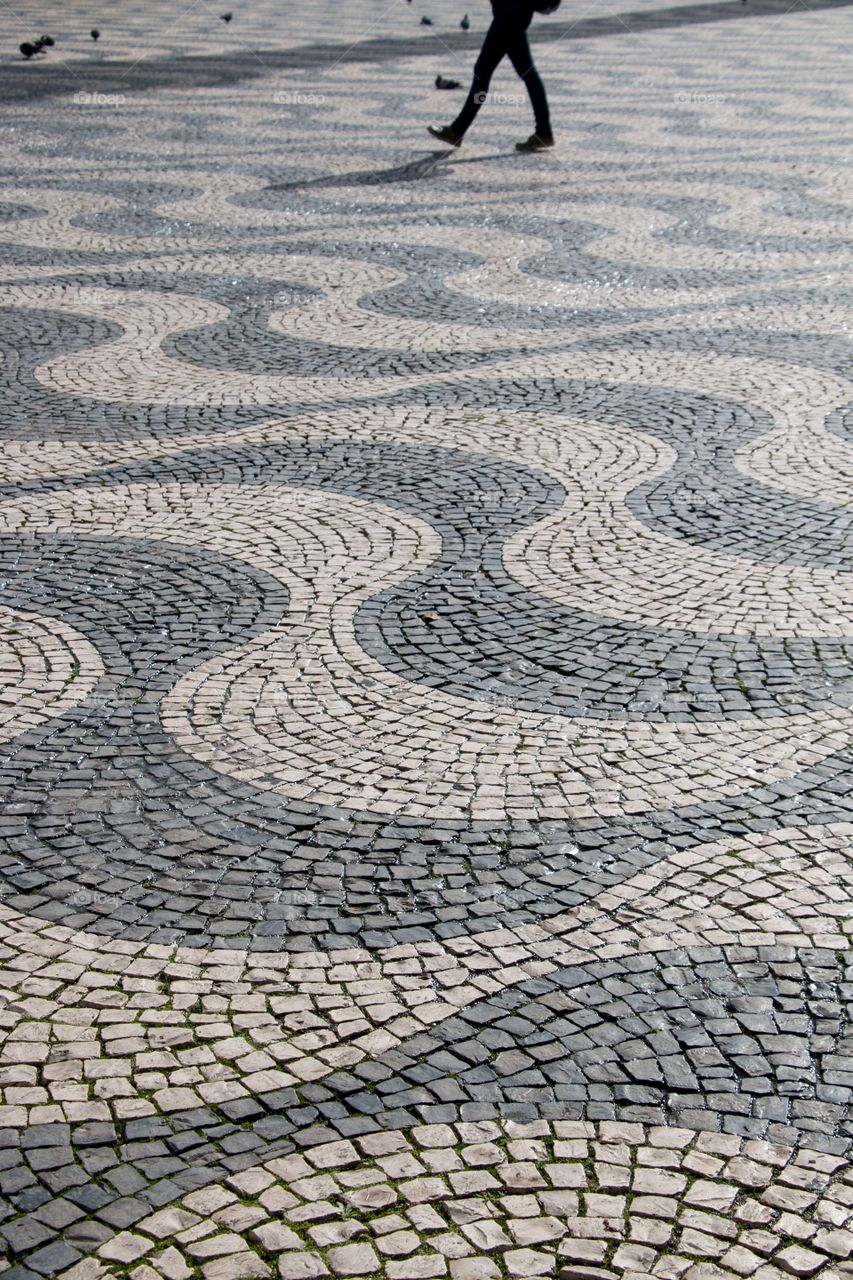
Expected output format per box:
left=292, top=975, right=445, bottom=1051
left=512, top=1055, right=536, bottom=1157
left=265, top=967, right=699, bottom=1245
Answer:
left=428, top=0, right=555, bottom=152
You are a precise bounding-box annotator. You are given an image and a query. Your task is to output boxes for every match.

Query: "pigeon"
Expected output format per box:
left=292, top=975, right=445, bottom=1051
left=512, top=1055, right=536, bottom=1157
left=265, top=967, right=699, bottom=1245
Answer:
left=90, top=28, right=100, bottom=40
left=221, top=11, right=233, bottom=20
left=420, top=15, right=433, bottom=23
left=460, top=12, right=470, bottom=27
left=435, top=74, right=461, bottom=89
left=19, top=41, right=38, bottom=57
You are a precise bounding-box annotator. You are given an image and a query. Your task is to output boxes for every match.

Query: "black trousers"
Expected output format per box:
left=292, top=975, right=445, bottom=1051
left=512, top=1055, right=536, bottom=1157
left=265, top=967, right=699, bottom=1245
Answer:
left=452, top=0, right=551, bottom=137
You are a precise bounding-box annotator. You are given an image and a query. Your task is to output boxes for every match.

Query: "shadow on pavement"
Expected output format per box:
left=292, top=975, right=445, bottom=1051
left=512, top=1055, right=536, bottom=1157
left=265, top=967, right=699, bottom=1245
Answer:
left=1, top=0, right=851, bottom=103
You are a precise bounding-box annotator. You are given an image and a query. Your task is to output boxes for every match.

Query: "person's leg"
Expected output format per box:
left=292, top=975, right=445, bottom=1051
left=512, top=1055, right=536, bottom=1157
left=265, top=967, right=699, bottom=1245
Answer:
left=450, top=18, right=509, bottom=137
left=505, top=25, right=551, bottom=137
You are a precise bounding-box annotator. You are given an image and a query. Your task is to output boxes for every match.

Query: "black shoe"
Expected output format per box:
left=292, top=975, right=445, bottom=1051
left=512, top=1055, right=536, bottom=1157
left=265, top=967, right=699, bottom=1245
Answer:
left=516, top=132, right=554, bottom=151
left=428, top=124, right=462, bottom=146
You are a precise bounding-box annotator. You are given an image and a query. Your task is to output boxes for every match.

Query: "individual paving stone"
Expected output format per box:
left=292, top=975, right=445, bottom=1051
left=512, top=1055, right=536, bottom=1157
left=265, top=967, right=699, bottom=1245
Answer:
left=19, top=1241, right=82, bottom=1276
left=450, top=1264, right=500, bottom=1280
left=325, top=1242, right=380, bottom=1275
left=375, top=1230, right=420, bottom=1256
left=814, top=1227, right=853, bottom=1257
left=775, top=1245, right=828, bottom=1275
left=385, top=1258, right=447, bottom=1279
left=202, top=1255, right=271, bottom=1280
left=97, top=1233, right=153, bottom=1264
left=248, top=1224, right=303, bottom=1253
left=0, top=1218, right=55, bottom=1255
left=154, top=1246, right=194, bottom=1280
left=276, top=1256, right=330, bottom=1280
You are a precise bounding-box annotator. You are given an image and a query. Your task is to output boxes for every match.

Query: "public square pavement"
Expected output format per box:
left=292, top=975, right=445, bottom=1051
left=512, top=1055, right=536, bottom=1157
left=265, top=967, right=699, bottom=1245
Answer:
left=1, top=0, right=853, bottom=1276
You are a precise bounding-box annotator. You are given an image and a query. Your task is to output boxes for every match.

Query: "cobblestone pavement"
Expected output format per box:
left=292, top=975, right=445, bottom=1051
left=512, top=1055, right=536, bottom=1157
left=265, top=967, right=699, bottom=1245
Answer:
left=2, top=0, right=853, bottom=1276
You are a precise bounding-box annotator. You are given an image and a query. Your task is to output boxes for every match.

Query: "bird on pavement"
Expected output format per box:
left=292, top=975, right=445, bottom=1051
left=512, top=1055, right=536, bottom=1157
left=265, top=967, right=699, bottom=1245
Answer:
left=460, top=13, right=470, bottom=27
left=91, top=29, right=100, bottom=40
left=435, top=74, right=461, bottom=88
left=221, top=11, right=233, bottom=21
left=421, top=15, right=434, bottom=23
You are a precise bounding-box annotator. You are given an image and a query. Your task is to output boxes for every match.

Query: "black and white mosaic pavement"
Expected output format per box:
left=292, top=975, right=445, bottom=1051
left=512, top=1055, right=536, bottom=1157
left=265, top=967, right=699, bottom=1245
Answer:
left=1, top=0, right=852, bottom=1275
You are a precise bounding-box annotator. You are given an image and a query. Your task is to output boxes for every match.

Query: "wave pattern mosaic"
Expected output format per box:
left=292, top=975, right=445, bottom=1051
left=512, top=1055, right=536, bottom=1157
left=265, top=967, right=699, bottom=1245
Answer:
left=1, top=0, right=853, bottom=1276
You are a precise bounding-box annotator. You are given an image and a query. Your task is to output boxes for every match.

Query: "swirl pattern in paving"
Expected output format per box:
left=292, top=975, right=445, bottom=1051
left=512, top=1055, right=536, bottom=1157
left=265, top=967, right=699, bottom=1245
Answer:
left=1, top=0, right=853, bottom=1276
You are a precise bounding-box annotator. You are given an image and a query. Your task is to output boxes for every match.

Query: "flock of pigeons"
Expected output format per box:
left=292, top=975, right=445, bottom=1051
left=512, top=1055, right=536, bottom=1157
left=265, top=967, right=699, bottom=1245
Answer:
left=419, top=10, right=471, bottom=88
left=17, top=7, right=473, bottom=87
left=17, top=12, right=234, bottom=59
left=19, top=27, right=105, bottom=57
